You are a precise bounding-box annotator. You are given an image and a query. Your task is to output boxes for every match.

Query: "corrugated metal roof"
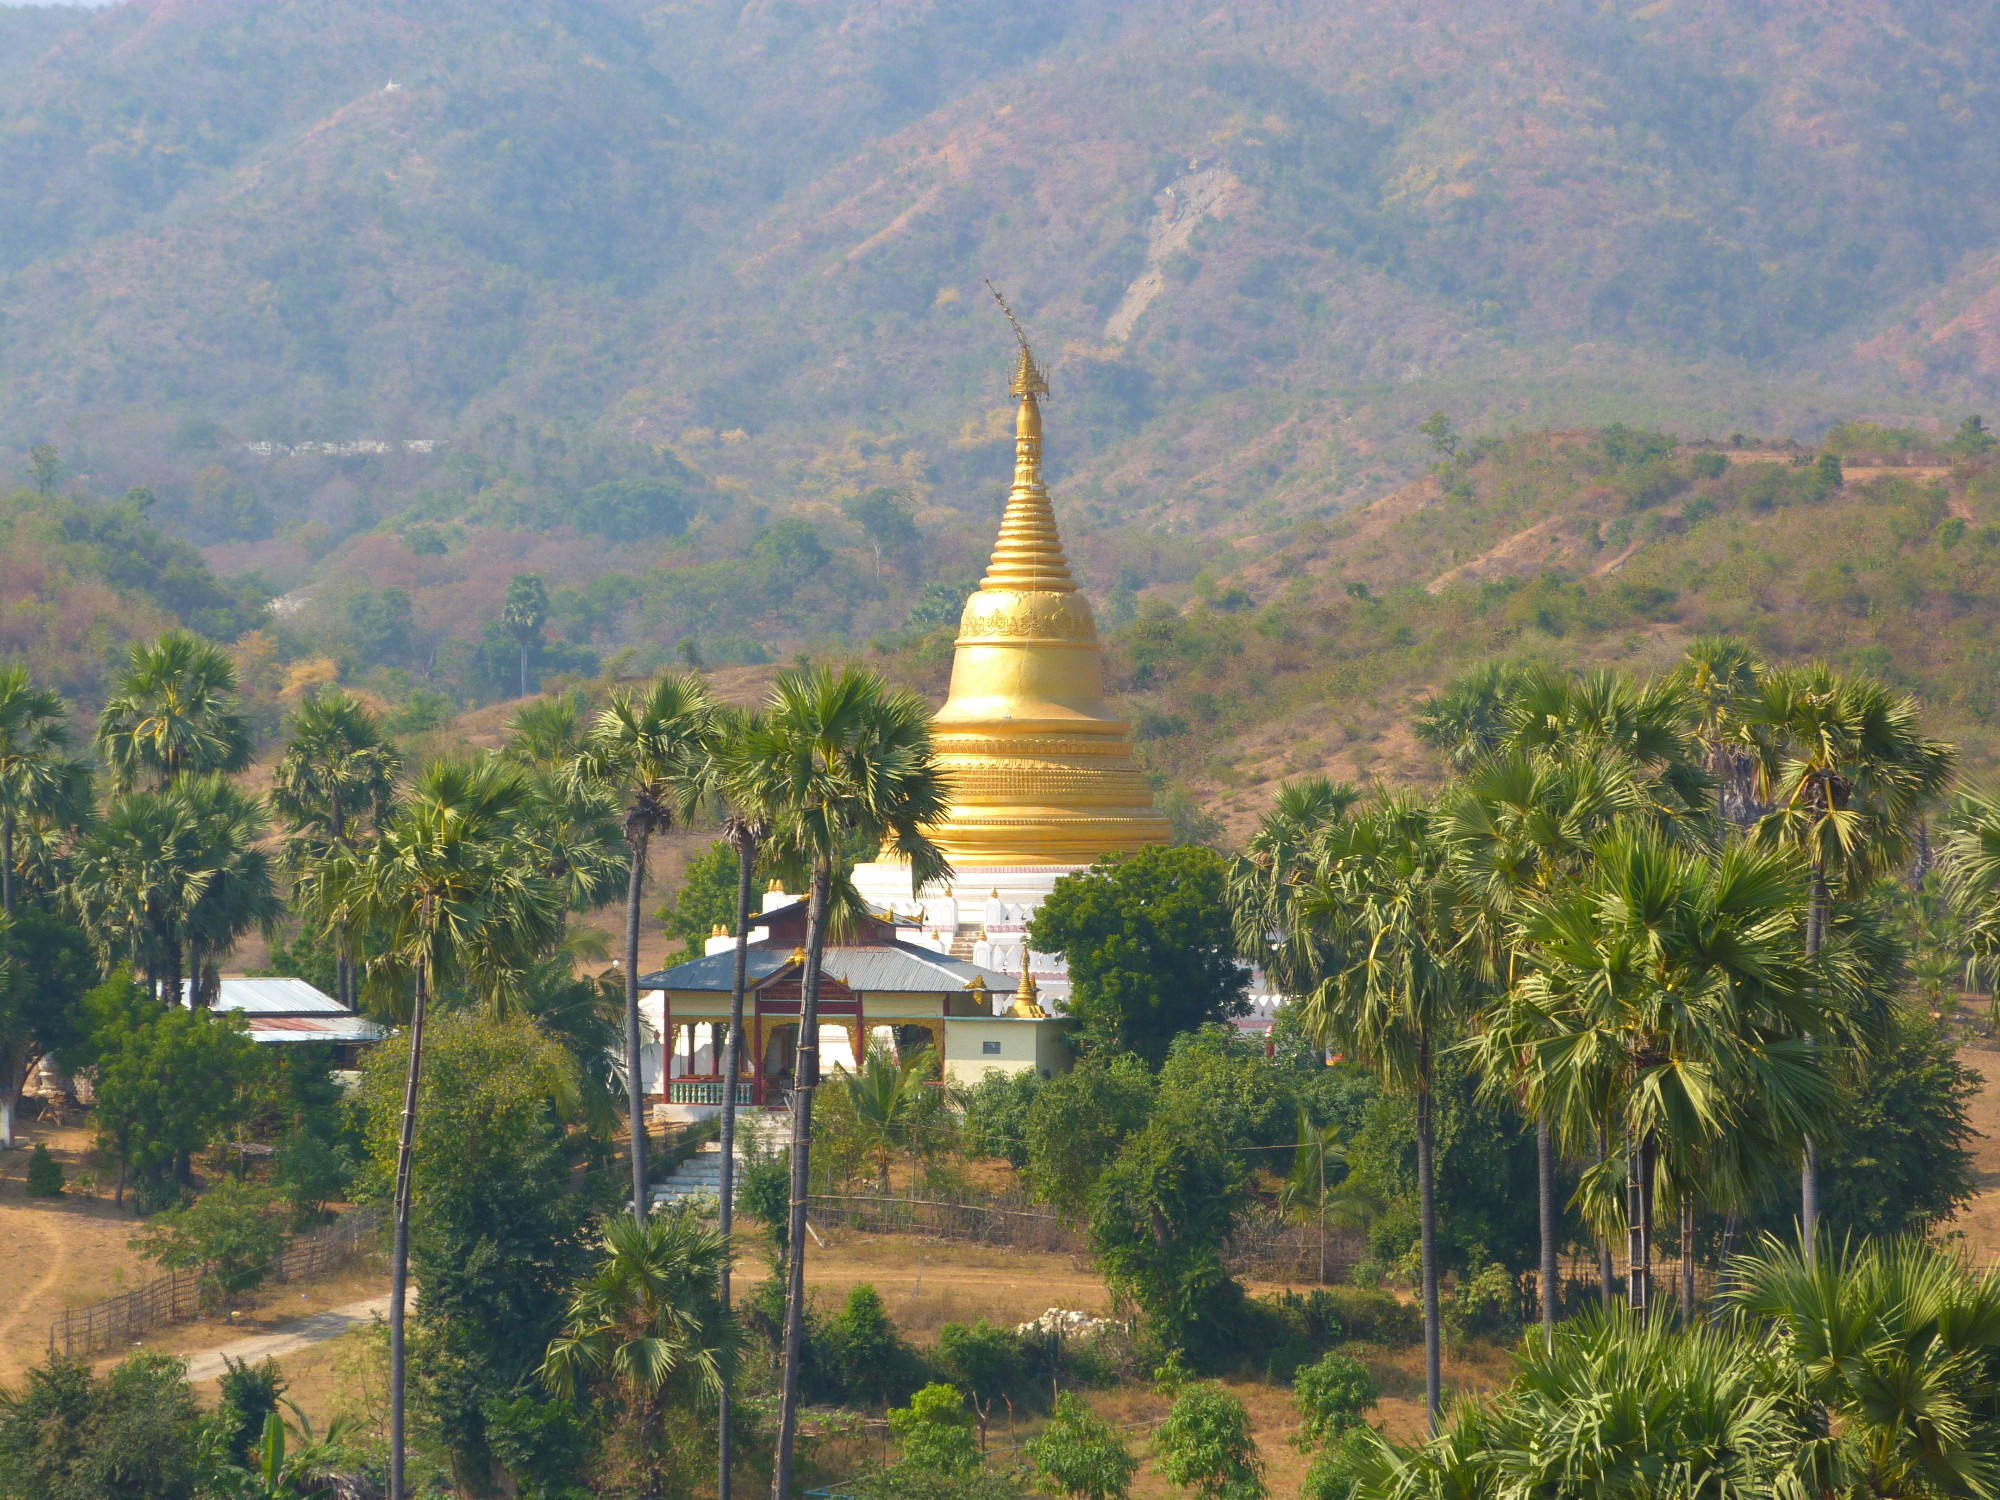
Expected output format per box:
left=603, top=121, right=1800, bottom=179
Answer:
left=244, top=1013, right=388, bottom=1044
left=186, top=977, right=348, bottom=1015
left=642, top=941, right=1012, bottom=996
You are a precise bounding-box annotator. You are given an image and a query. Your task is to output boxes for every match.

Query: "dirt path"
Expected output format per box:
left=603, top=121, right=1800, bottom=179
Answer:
left=0, top=1188, right=69, bottom=1356
left=1950, top=1041, right=2000, bottom=1262
left=181, top=1289, right=408, bottom=1384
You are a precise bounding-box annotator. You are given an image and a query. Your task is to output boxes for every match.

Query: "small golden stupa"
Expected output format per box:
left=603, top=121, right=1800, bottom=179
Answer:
left=925, top=292, right=1170, bottom=867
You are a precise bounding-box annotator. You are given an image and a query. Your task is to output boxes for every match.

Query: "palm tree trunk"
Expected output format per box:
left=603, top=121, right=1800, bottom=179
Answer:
left=1802, top=864, right=1827, bottom=1261
left=1416, top=1040, right=1441, bottom=1435
left=623, top=833, right=651, bottom=1222
left=716, top=830, right=756, bottom=1500
left=1679, top=1196, right=1695, bottom=1324
left=1538, top=1116, right=1558, bottom=1336
left=389, top=963, right=430, bottom=1500
left=162, top=921, right=183, bottom=1007
left=1318, top=1138, right=1327, bottom=1286
left=1598, top=1125, right=1616, bottom=1303
left=773, top=863, right=830, bottom=1499
left=3, top=806, right=14, bottom=917
left=519, top=641, right=530, bottom=699
left=1710, top=1214, right=1740, bottom=1326
left=1626, top=1130, right=1652, bottom=1311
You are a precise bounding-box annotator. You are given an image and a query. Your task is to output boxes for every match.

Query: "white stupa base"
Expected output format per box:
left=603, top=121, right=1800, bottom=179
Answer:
left=851, top=859, right=1085, bottom=1010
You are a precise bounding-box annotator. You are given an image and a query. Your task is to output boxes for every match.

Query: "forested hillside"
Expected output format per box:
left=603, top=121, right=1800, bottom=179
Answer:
left=5, top=0, right=2000, bottom=810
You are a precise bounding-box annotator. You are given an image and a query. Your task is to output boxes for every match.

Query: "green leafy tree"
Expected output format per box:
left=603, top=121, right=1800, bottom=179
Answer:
left=26, top=442, right=61, bottom=497
left=354, top=1011, right=592, bottom=1493
left=1291, top=1352, right=1380, bottom=1452
left=0, top=907, right=94, bottom=1148
left=130, top=1179, right=286, bottom=1302
left=657, top=839, right=741, bottom=959
left=725, top=663, right=950, bottom=1500
left=1418, top=410, right=1459, bottom=458
left=1029, top=1391, right=1137, bottom=1500
left=95, top=631, right=252, bottom=792
left=1089, top=1116, right=1246, bottom=1364
left=83, top=971, right=261, bottom=1204
left=962, top=1067, right=1043, bottom=1167
left=586, top=670, right=716, bottom=1218
left=1031, top=844, right=1248, bottom=1066
left=299, top=759, right=560, bottom=1500
left=889, top=1383, right=981, bottom=1480
left=541, top=1208, right=736, bottom=1500
left=1023, top=1052, right=1156, bottom=1220
left=0, top=1350, right=204, bottom=1500
left=500, top=574, right=551, bottom=699
left=936, top=1319, right=1027, bottom=1448
left=216, top=1355, right=286, bottom=1468
left=844, top=487, right=921, bottom=578
left=1155, top=1382, right=1266, bottom=1500
left=1946, top=414, right=1995, bottom=458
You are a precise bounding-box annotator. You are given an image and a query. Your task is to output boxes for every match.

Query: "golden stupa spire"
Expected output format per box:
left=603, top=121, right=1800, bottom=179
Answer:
left=916, top=290, right=1171, bottom=867
left=982, top=281, right=1074, bottom=594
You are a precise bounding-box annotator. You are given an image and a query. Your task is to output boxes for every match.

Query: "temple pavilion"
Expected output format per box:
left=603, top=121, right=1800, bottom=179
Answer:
left=639, top=310, right=1168, bottom=1116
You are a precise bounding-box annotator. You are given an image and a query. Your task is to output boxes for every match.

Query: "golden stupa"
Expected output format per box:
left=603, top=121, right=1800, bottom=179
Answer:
left=925, top=297, right=1171, bottom=867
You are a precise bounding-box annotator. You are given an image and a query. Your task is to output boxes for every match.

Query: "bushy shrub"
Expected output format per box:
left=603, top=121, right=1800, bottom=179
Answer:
left=738, top=1144, right=792, bottom=1255
left=1155, top=1382, right=1266, bottom=1500
left=1028, top=1390, right=1137, bottom=1500
left=24, top=1143, right=63, bottom=1198
left=1299, top=1427, right=1383, bottom=1500
left=1290, top=1352, right=1380, bottom=1451
left=962, top=1069, right=1042, bottom=1167
left=128, top=1179, right=285, bottom=1301
left=889, top=1383, right=981, bottom=1478
left=1443, top=1261, right=1521, bottom=1347
left=824, top=1285, right=925, bottom=1406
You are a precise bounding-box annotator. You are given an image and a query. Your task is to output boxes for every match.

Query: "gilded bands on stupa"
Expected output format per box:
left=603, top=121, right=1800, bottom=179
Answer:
left=923, top=293, right=1170, bottom=868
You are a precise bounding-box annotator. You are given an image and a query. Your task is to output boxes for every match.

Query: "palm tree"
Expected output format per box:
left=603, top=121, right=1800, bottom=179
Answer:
left=295, top=757, right=559, bottom=1500
left=710, top=708, right=771, bottom=1500
left=95, top=630, right=252, bottom=791
left=1278, top=1105, right=1358, bottom=1286
left=270, top=689, right=401, bottom=1008
left=728, top=663, right=950, bottom=1500
left=0, top=667, right=85, bottom=916
left=1943, top=788, right=2000, bottom=1014
left=69, top=789, right=215, bottom=1000
left=504, top=688, right=591, bottom=772
left=587, top=672, right=717, bottom=1221
left=1447, top=746, right=1655, bottom=1336
left=1746, top=665, right=1956, bottom=1245
left=837, top=1044, right=931, bottom=1194
left=1669, top=635, right=1761, bottom=826
left=500, top=574, right=549, bottom=699
left=173, top=774, right=283, bottom=1005
left=541, top=1208, right=737, bottom=1495
left=1504, top=830, right=1838, bottom=1314
left=1411, top=660, right=1527, bottom=772
left=1290, top=794, right=1480, bottom=1431
left=1730, top=1234, right=2000, bottom=1498
left=1227, top=775, right=1359, bottom=999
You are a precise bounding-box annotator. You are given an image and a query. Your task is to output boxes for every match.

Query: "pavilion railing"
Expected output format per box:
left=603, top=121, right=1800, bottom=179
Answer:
left=667, top=1078, right=754, bottom=1106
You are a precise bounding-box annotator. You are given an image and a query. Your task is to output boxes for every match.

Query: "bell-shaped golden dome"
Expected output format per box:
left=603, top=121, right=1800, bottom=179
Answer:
left=926, top=320, right=1169, bottom=867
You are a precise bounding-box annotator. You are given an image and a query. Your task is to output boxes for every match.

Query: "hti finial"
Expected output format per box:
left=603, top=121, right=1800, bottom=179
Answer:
left=986, top=279, right=1050, bottom=400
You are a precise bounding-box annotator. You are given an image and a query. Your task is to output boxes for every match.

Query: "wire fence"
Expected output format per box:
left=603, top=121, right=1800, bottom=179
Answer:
left=48, top=1205, right=384, bottom=1358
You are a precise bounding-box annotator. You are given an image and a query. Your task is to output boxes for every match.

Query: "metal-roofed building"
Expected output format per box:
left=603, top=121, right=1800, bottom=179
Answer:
left=637, top=892, right=1072, bottom=1118
left=182, top=977, right=387, bottom=1065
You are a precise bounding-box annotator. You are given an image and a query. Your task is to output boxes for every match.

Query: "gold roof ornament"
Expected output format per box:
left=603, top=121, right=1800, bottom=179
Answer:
left=768, top=879, right=785, bottom=894
left=1009, top=967, right=1048, bottom=1019
left=789, top=946, right=807, bottom=968
left=914, top=288, right=1171, bottom=866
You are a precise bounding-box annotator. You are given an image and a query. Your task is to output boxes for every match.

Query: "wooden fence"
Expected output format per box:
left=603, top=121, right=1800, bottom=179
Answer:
left=808, top=1192, right=1083, bottom=1254
left=807, top=1192, right=1372, bottom=1285
left=49, top=1206, right=384, bottom=1358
